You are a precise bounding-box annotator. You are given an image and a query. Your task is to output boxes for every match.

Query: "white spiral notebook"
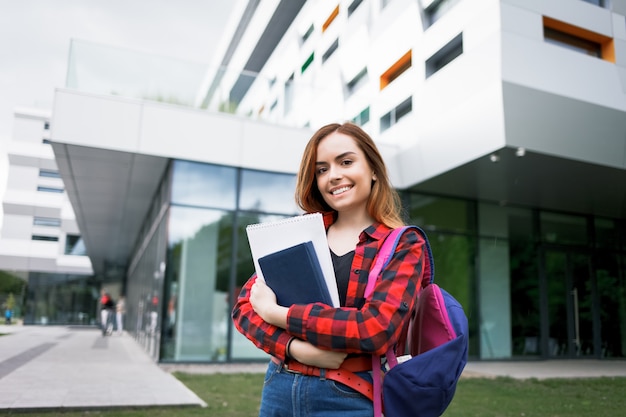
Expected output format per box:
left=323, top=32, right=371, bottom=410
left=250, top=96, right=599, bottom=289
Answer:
left=245, top=213, right=340, bottom=307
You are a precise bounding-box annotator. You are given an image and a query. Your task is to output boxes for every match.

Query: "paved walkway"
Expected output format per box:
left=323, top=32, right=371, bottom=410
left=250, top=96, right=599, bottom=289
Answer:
left=1, top=324, right=626, bottom=412
left=0, top=324, right=206, bottom=411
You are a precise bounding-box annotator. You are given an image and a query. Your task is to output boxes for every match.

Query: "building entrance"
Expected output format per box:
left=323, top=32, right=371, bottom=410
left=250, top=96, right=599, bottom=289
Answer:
left=544, top=248, right=597, bottom=358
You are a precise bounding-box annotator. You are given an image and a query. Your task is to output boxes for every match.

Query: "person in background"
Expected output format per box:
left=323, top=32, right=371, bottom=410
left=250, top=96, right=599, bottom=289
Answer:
left=115, top=295, right=126, bottom=335
left=232, top=122, right=426, bottom=416
left=100, top=289, right=115, bottom=336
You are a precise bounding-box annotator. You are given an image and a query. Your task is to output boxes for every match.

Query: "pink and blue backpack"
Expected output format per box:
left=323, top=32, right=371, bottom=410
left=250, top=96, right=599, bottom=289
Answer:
left=365, top=226, right=469, bottom=417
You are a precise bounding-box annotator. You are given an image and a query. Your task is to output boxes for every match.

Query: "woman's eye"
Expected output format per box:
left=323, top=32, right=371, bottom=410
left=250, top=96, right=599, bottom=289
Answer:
left=341, top=159, right=353, bottom=166
left=316, top=167, right=327, bottom=175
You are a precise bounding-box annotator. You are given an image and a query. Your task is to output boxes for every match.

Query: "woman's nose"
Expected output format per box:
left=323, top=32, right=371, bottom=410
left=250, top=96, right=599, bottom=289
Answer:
left=329, top=165, right=342, bottom=180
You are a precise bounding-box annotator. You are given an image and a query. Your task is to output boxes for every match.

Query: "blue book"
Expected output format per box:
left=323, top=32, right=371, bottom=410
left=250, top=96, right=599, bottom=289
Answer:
left=258, top=241, right=333, bottom=306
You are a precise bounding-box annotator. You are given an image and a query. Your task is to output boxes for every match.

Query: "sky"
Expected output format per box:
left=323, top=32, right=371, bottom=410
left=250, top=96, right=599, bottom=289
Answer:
left=0, top=0, right=240, bottom=225
left=0, top=0, right=238, bottom=145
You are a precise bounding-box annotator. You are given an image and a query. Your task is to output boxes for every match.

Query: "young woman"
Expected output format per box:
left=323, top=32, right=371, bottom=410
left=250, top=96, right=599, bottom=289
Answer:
left=232, top=122, right=426, bottom=416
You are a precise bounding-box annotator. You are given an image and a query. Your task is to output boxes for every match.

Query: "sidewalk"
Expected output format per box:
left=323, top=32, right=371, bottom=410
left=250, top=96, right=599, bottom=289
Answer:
left=0, top=324, right=206, bottom=411
left=1, top=324, right=626, bottom=412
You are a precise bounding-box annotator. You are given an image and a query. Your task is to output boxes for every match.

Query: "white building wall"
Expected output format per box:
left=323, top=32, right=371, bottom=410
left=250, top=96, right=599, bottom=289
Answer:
left=52, top=89, right=313, bottom=175
left=0, top=108, right=93, bottom=275
left=223, top=0, right=626, bottom=187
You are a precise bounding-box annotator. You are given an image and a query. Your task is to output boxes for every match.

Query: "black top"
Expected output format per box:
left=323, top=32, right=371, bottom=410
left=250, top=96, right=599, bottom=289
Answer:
left=331, top=249, right=355, bottom=306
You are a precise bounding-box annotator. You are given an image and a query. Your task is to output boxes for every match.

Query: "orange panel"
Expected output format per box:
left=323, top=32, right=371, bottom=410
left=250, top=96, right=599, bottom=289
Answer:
left=543, top=16, right=615, bottom=63
left=323, top=5, right=340, bottom=32
left=380, top=50, right=412, bottom=90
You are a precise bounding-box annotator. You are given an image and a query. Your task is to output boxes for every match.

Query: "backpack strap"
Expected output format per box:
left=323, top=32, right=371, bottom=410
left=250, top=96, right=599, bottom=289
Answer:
left=365, top=225, right=434, bottom=417
left=364, top=225, right=434, bottom=299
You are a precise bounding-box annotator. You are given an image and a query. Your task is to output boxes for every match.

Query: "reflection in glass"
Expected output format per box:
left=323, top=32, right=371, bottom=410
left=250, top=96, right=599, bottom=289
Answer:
left=230, top=212, right=292, bottom=360
left=545, top=251, right=594, bottom=357
left=594, top=218, right=619, bottom=249
left=540, top=212, right=587, bottom=245
left=171, top=160, right=236, bottom=210
left=507, top=209, right=540, bottom=357
left=407, top=193, right=475, bottom=356
left=407, top=194, right=471, bottom=233
left=23, top=273, right=97, bottom=325
left=240, top=170, right=299, bottom=214
left=596, top=253, right=626, bottom=358
left=162, top=206, right=232, bottom=361
left=126, top=214, right=167, bottom=361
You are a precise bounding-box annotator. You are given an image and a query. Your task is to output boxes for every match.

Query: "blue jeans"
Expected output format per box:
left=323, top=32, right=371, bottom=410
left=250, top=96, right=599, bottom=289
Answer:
left=259, top=359, right=373, bottom=417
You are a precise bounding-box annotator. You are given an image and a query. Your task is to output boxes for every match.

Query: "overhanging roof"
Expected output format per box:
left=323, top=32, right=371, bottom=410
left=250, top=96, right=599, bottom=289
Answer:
left=52, top=142, right=168, bottom=278
left=408, top=146, right=626, bottom=219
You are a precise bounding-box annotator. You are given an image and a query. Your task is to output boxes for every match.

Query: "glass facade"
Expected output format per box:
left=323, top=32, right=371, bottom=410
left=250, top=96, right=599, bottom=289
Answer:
left=23, top=272, right=99, bottom=325
left=118, top=157, right=625, bottom=363
left=135, top=160, right=300, bottom=362
left=403, top=191, right=625, bottom=360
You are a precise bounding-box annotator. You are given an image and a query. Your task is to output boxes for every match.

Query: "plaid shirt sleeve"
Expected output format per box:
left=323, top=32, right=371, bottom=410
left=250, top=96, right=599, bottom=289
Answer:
left=232, top=274, right=293, bottom=360
left=286, top=224, right=425, bottom=356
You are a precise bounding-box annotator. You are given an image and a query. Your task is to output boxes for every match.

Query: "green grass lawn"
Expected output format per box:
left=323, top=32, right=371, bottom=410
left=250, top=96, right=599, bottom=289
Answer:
left=1, top=373, right=625, bottom=416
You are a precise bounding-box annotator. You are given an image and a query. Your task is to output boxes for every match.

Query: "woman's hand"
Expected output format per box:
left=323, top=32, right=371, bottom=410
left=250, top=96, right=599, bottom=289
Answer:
left=289, top=339, right=347, bottom=369
left=250, top=279, right=288, bottom=328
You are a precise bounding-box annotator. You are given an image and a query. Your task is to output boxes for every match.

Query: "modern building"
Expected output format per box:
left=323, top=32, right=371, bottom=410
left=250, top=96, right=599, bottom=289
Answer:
left=0, top=107, right=94, bottom=325
left=22, top=0, right=626, bottom=363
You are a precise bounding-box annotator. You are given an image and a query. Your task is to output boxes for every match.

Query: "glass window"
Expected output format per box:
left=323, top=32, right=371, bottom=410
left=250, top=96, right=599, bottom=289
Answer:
left=395, top=97, right=412, bottom=121
left=380, top=112, right=391, bottom=132
left=170, top=160, right=236, bottom=210
left=37, top=186, right=64, bottom=193
left=594, top=218, right=620, bottom=249
left=32, top=235, right=59, bottom=242
left=163, top=206, right=233, bottom=361
left=406, top=194, right=473, bottom=234
left=322, top=39, right=339, bottom=63
left=301, top=24, right=314, bottom=43
left=580, top=0, right=605, bottom=7
left=544, top=27, right=601, bottom=58
left=425, top=33, right=463, bottom=78
left=284, top=73, right=294, bottom=115
left=239, top=170, right=298, bottom=214
left=348, top=0, right=364, bottom=16
left=231, top=212, right=293, bottom=360
left=351, top=106, right=370, bottom=126
left=540, top=212, right=588, bottom=245
left=23, top=272, right=97, bottom=325
left=34, top=217, right=61, bottom=227
left=347, top=68, right=368, bottom=95
left=65, top=234, right=87, bottom=255
left=39, top=169, right=60, bottom=178
left=423, top=0, right=461, bottom=27
left=380, top=97, right=412, bottom=133
left=595, top=252, right=625, bottom=358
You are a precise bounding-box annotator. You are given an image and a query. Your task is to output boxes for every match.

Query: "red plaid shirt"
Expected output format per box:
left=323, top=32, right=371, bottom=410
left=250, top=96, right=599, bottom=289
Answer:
left=232, top=214, right=425, bottom=359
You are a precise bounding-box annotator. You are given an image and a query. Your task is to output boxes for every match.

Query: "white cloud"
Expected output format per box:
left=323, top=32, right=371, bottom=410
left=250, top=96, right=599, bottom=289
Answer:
left=0, top=0, right=239, bottom=227
left=0, top=0, right=237, bottom=141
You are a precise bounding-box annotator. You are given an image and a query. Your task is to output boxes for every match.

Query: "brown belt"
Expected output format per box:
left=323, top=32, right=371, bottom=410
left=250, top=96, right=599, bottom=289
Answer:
left=271, top=355, right=374, bottom=400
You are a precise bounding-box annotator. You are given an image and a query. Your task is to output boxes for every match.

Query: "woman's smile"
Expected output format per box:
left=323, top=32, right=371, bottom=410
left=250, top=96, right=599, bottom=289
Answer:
left=331, top=185, right=352, bottom=196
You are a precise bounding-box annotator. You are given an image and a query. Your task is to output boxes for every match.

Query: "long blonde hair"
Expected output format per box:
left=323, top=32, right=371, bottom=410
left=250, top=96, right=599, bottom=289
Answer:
left=295, top=122, right=404, bottom=228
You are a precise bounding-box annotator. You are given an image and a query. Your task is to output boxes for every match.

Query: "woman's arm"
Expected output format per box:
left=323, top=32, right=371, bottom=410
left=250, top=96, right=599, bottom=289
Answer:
left=289, top=338, right=347, bottom=369
left=276, top=229, right=425, bottom=356
left=231, top=275, right=292, bottom=360
left=233, top=274, right=347, bottom=367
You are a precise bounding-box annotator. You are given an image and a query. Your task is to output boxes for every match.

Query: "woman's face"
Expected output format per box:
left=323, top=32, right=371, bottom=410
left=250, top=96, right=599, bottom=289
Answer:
left=315, top=132, right=374, bottom=216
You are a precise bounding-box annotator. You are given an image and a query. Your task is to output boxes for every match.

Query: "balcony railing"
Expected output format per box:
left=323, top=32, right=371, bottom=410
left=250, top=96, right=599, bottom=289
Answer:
left=65, top=39, right=324, bottom=128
